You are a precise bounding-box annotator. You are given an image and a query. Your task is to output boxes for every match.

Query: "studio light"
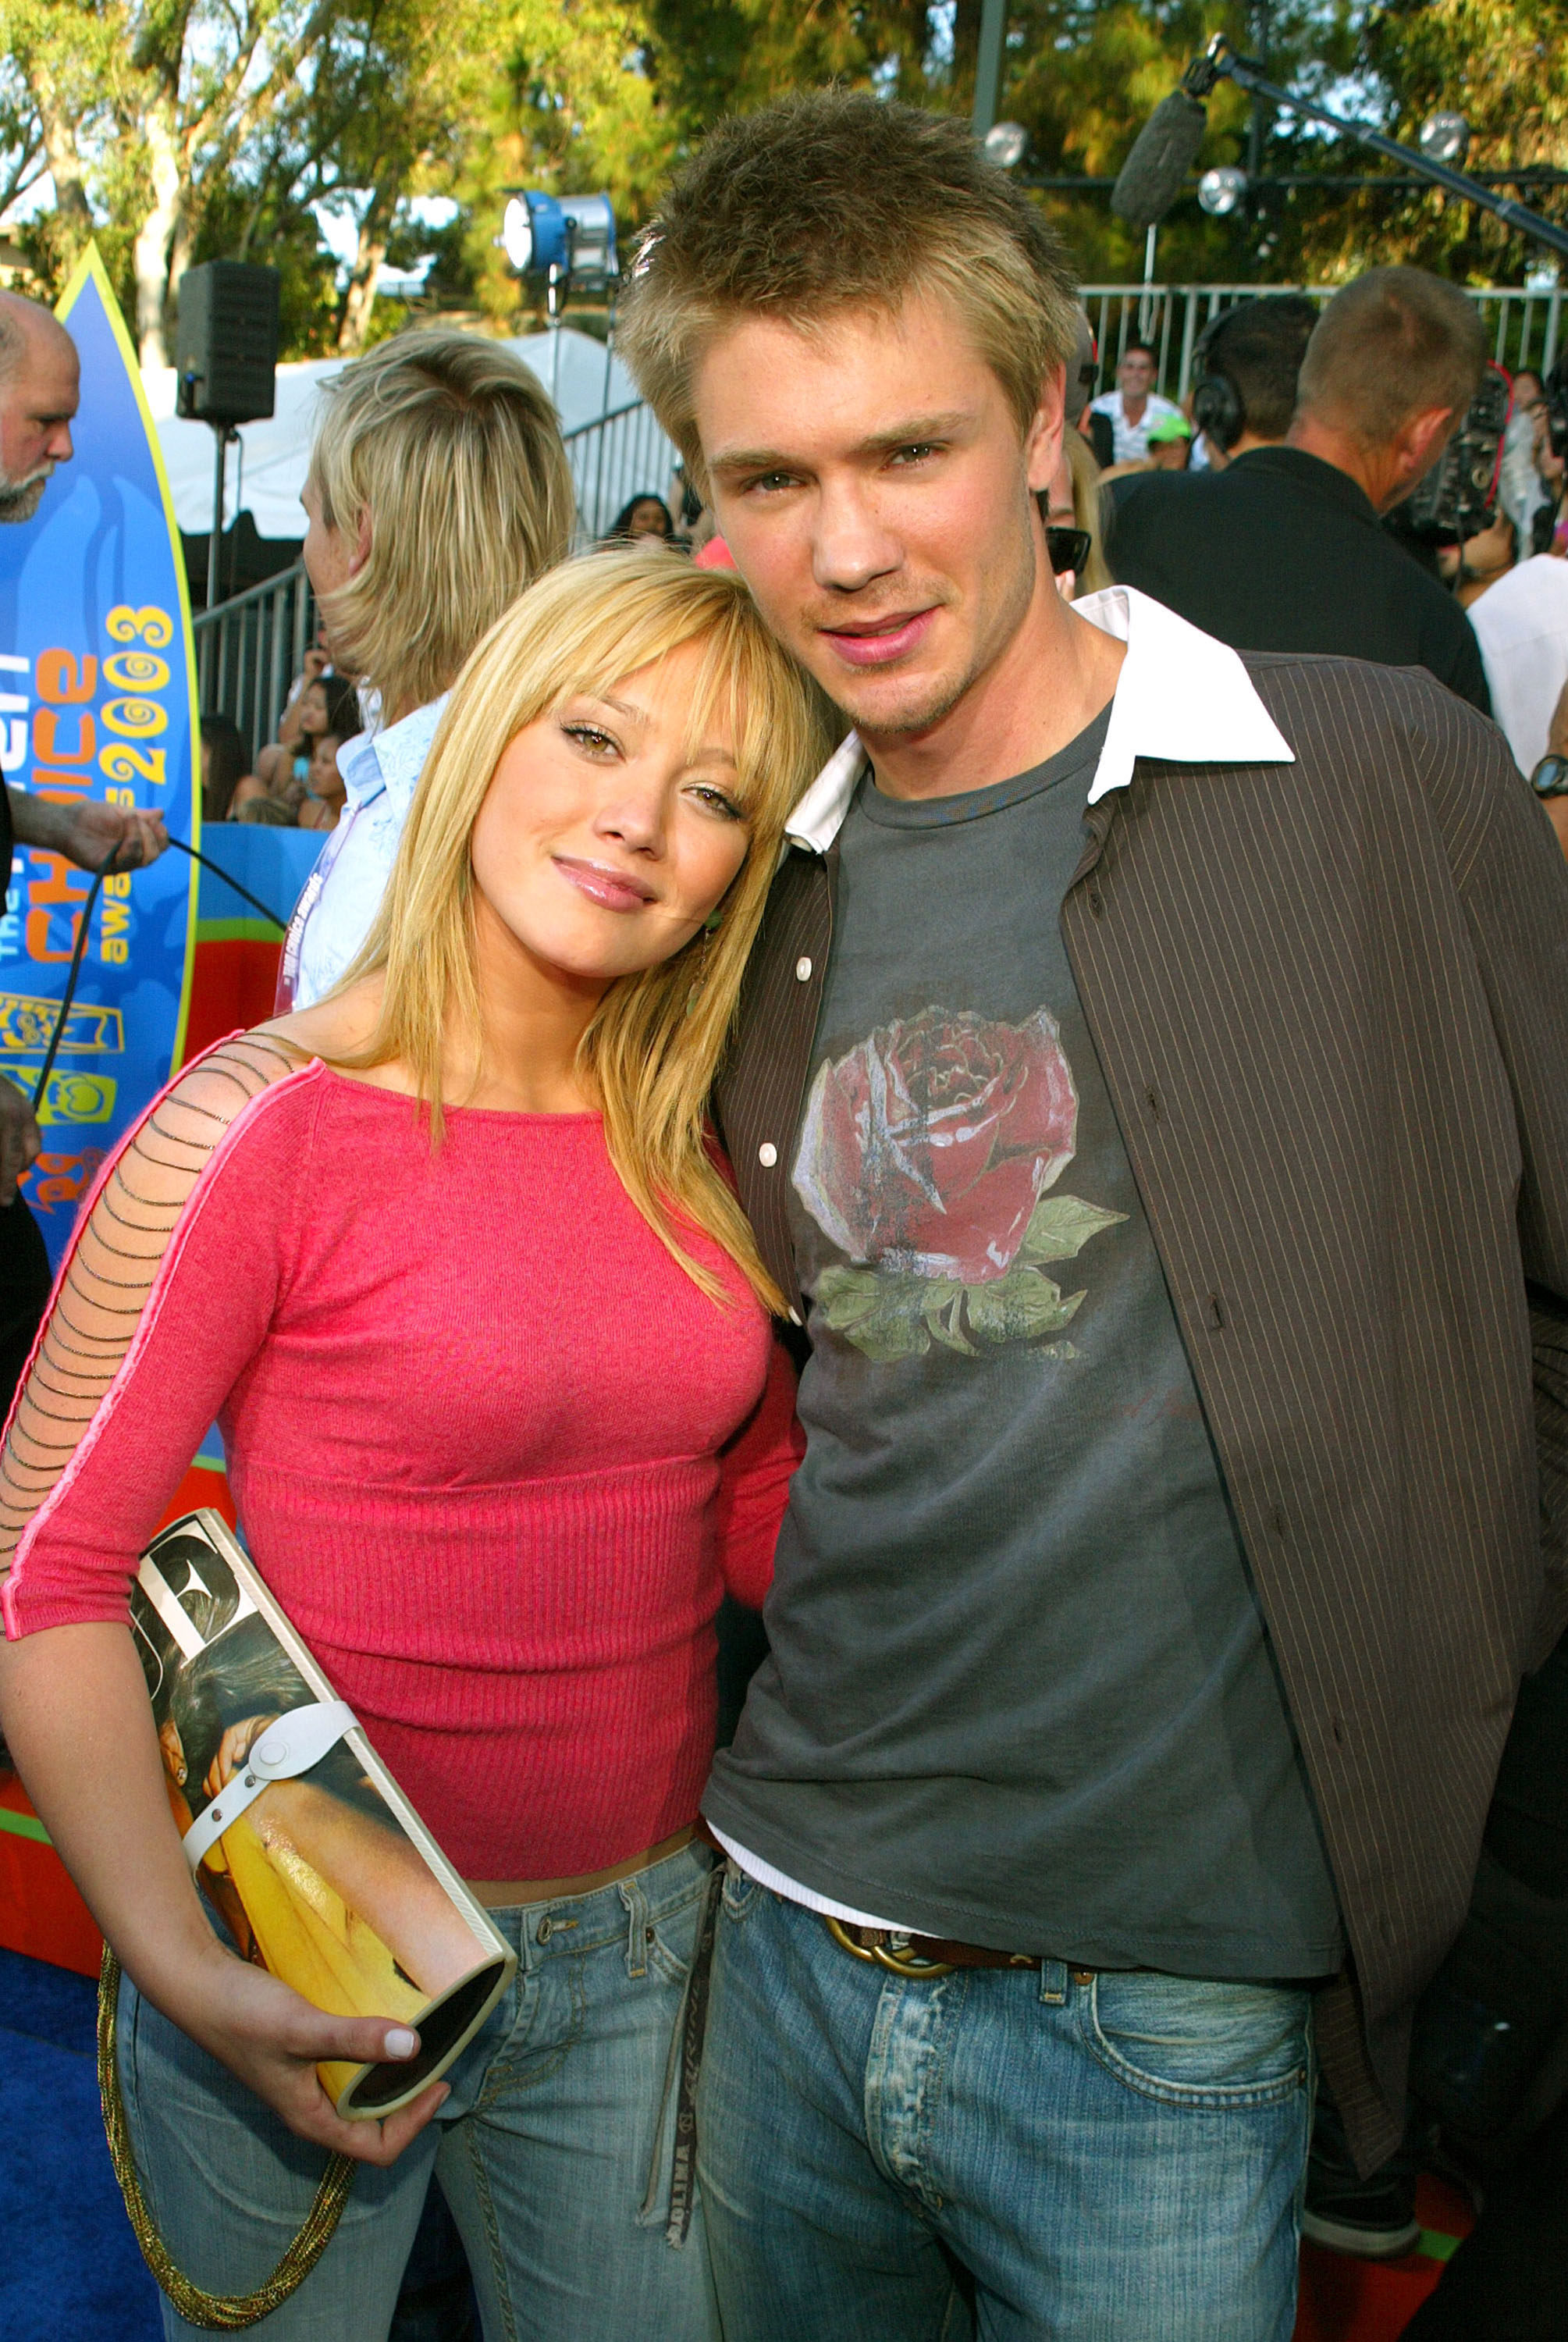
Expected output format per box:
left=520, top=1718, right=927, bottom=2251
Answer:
left=983, top=121, right=1029, bottom=170
left=1418, top=112, right=1470, bottom=168
left=1198, top=166, right=1249, bottom=217
left=500, top=192, right=619, bottom=294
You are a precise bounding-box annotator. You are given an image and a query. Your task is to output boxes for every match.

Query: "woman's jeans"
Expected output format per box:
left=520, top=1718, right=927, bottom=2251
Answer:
left=697, top=1865, right=1315, bottom=2342
left=117, top=1841, right=720, bottom=2341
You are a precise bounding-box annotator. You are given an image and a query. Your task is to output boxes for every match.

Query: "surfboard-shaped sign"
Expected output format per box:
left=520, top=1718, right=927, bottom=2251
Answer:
left=0, top=244, right=199, bottom=1264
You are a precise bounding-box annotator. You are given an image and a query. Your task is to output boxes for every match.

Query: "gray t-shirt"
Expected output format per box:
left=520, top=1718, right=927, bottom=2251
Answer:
left=707, top=710, right=1345, bottom=1977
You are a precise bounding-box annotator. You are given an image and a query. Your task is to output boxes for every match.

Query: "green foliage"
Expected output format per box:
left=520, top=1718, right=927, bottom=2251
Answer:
left=997, top=0, right=1567, bottom=286
left=190, top=176, right=341, bottom=357
left=5, top=0, right=1565, bottom=368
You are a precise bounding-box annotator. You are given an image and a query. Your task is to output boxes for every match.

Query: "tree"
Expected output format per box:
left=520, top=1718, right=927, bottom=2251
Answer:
left=988, top=1, right=1568, bottom=288
left=0, top=0, right=349, bottom=364
left=300, top=0, right=498, bottom=352
left=5, top=0, right=1566, bottom=383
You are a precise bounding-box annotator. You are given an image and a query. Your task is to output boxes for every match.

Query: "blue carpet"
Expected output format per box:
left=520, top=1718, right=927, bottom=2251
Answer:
left=0, top=1944, right=162, bottom=2340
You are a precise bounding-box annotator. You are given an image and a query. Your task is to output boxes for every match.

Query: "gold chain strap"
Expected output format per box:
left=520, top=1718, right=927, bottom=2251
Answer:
left=98, top=1945, right=356, bottom=2330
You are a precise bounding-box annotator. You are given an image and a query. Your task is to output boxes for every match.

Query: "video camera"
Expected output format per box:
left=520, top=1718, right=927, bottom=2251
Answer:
left=1543, top=352, right=1568, bottom=464
left=1401, top=361, right=1513, bottom=543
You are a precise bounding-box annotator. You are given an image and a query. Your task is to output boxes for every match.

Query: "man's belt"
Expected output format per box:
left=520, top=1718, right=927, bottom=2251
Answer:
left=692, top=1822, right=1095, bottom=1983
left=823, top=1915, right=1094, bottom=1982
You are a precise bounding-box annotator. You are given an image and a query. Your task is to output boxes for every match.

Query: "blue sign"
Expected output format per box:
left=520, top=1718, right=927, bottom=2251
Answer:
left=0, top=245, right=199, bottom=1262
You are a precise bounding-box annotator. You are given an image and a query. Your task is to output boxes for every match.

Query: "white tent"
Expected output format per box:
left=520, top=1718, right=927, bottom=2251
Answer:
left=147, top=326, right=658, bottom=543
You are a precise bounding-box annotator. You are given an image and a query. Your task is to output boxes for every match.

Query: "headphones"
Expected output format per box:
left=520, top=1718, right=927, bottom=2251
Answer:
left=1190, top=313, right=1245, bottom=454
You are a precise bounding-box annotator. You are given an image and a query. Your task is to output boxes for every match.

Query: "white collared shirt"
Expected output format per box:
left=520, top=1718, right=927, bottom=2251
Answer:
left=716, top=585, right=1296, bottom=1938
left=784, top=585, right=1296, bottom=860
left=1469, top=553, right=1568, bottom=778
left=1087, top=387, right=1185, bottom=464
left=281, top=695, right=448, bottom=1012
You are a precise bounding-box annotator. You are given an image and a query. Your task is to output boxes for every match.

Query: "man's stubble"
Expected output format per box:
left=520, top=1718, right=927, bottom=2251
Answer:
left=824, top=490, right=1042, bottom=745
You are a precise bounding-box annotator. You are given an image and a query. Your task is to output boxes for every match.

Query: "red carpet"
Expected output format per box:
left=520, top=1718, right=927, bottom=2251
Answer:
left=1294, top=2175, right=1474, bottom=2340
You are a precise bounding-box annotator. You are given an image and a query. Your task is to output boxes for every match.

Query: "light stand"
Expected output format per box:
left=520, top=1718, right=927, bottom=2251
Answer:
left=972, top=0, right=1006, bottom=138
left=1187, top=34, right=1568, bottom=261
left=546, top=259, right=569, bottom=407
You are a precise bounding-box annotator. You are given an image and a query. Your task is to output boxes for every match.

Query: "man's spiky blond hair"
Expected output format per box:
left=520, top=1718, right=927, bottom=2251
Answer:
left=620, top=91, right=1079, bottom=488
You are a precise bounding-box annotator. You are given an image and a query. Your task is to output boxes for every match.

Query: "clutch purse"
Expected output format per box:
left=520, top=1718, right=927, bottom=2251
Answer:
left=129, top=1507, right=516, bottom=2118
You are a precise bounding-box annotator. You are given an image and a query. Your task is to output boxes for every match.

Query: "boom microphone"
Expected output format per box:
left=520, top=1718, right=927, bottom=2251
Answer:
left=1111, top=89, right=1208, bottom=229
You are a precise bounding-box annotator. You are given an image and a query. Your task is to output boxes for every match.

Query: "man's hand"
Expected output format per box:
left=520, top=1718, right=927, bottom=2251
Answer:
left=0, top=1073, right=41, bottom=1207
left=12, top=793, right=169, bottom=874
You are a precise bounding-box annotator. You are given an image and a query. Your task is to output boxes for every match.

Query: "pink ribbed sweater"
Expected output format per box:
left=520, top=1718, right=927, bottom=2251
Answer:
left=3, top=1062, right=800, bottom=1879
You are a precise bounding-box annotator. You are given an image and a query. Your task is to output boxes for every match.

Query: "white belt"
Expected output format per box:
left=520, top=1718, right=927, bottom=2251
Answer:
left=182, top=1699, right=358, bottom=1870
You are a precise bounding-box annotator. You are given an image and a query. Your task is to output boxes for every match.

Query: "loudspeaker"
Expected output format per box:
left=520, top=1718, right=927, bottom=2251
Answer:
left=176, top=262, right=280, bottom=427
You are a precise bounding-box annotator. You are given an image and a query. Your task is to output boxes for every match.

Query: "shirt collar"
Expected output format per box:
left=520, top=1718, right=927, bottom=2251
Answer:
left=338, top=694, right=449, bottom=817
left=784, top=586, right=1296, bottom=853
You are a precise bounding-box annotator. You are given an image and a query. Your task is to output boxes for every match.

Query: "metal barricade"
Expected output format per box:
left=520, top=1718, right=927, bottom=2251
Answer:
left=196, top=275, right=1560, bottom=746
left=560, top=397, right=681, bottom=545
left=192, top=564, right=316, bottom=767
left=1082, top=281, right=1565, bottom=403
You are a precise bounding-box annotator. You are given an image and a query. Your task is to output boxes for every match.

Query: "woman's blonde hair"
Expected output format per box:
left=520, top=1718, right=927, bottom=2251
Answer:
left=343, top=547, right=831, bottom=1312
left=308, top=329, right=575, bottom=717
left=1062, top=426, right=1115, bottom=596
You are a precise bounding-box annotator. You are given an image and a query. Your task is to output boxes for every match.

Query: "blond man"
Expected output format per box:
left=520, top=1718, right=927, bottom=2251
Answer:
left=281, top=330, right=574, bottom=1009
left=621, top=92, right=1568, bottom=2341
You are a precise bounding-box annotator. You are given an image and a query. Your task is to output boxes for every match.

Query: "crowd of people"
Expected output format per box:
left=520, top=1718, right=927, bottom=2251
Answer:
left=0, top=86, right=1566, bottom=2342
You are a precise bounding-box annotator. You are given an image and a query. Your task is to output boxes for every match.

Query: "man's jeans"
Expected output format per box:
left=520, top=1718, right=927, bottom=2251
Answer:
left=696, top=1866, right=1314, bottom=2342
left=117, top=1842, right=720, bottom=2341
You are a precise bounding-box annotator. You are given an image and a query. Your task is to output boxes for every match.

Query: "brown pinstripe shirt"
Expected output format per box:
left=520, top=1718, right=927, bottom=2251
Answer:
left=713, top=618, right=1568, bottom=2170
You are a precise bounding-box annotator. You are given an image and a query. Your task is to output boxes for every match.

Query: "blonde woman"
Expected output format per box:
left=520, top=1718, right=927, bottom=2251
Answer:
left=1043, top=425, right=1115, bottom=600
left=0, top=550, right=828, bottom=2340
left=281, top=326, right=577, bottom=1012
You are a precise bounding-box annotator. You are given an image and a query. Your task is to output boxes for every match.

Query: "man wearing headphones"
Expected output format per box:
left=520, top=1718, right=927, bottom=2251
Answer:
left=1105, top=272, right=1490, bottom=714
left=1186, top=294, right=1317, bottom=466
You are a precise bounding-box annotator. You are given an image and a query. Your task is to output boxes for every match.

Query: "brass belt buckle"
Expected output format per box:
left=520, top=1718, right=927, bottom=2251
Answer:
left=823, top=1914, right=955, bottom=1978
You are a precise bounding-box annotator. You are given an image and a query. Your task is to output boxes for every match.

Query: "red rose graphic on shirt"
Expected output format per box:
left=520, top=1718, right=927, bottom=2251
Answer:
left=794, top=1005, right=1079, bottom=1284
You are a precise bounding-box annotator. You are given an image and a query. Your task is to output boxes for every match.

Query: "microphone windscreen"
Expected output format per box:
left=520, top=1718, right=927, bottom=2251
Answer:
left=1111, top=90, right=1208, bottom=229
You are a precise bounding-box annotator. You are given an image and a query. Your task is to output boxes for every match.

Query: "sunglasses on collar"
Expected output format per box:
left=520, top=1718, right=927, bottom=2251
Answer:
left=1047, top=525, right=1093, bottom=577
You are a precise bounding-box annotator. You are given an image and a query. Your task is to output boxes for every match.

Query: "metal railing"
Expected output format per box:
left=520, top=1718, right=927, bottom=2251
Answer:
left=561, top=397, right=680, bottom=544
left=193, top=563, right=316, bottom=767
left=1083, top=280, right=1565, bottom=403
left=197, top=274, right=1560, bottom=746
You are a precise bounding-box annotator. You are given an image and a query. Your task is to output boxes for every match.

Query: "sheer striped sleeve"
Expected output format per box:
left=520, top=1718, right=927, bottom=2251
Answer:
left=0, top=1033, right=305, bottom=1598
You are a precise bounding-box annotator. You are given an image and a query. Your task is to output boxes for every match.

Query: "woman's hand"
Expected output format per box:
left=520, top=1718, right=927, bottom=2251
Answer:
left=202, top=1712, right=280, bottom=1800
left=172, top=1935, right=449, bottom=2165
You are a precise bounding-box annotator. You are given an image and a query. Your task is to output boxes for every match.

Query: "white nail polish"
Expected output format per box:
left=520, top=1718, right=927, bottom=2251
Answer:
left=384, top=2027, right=418, bottom=2059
